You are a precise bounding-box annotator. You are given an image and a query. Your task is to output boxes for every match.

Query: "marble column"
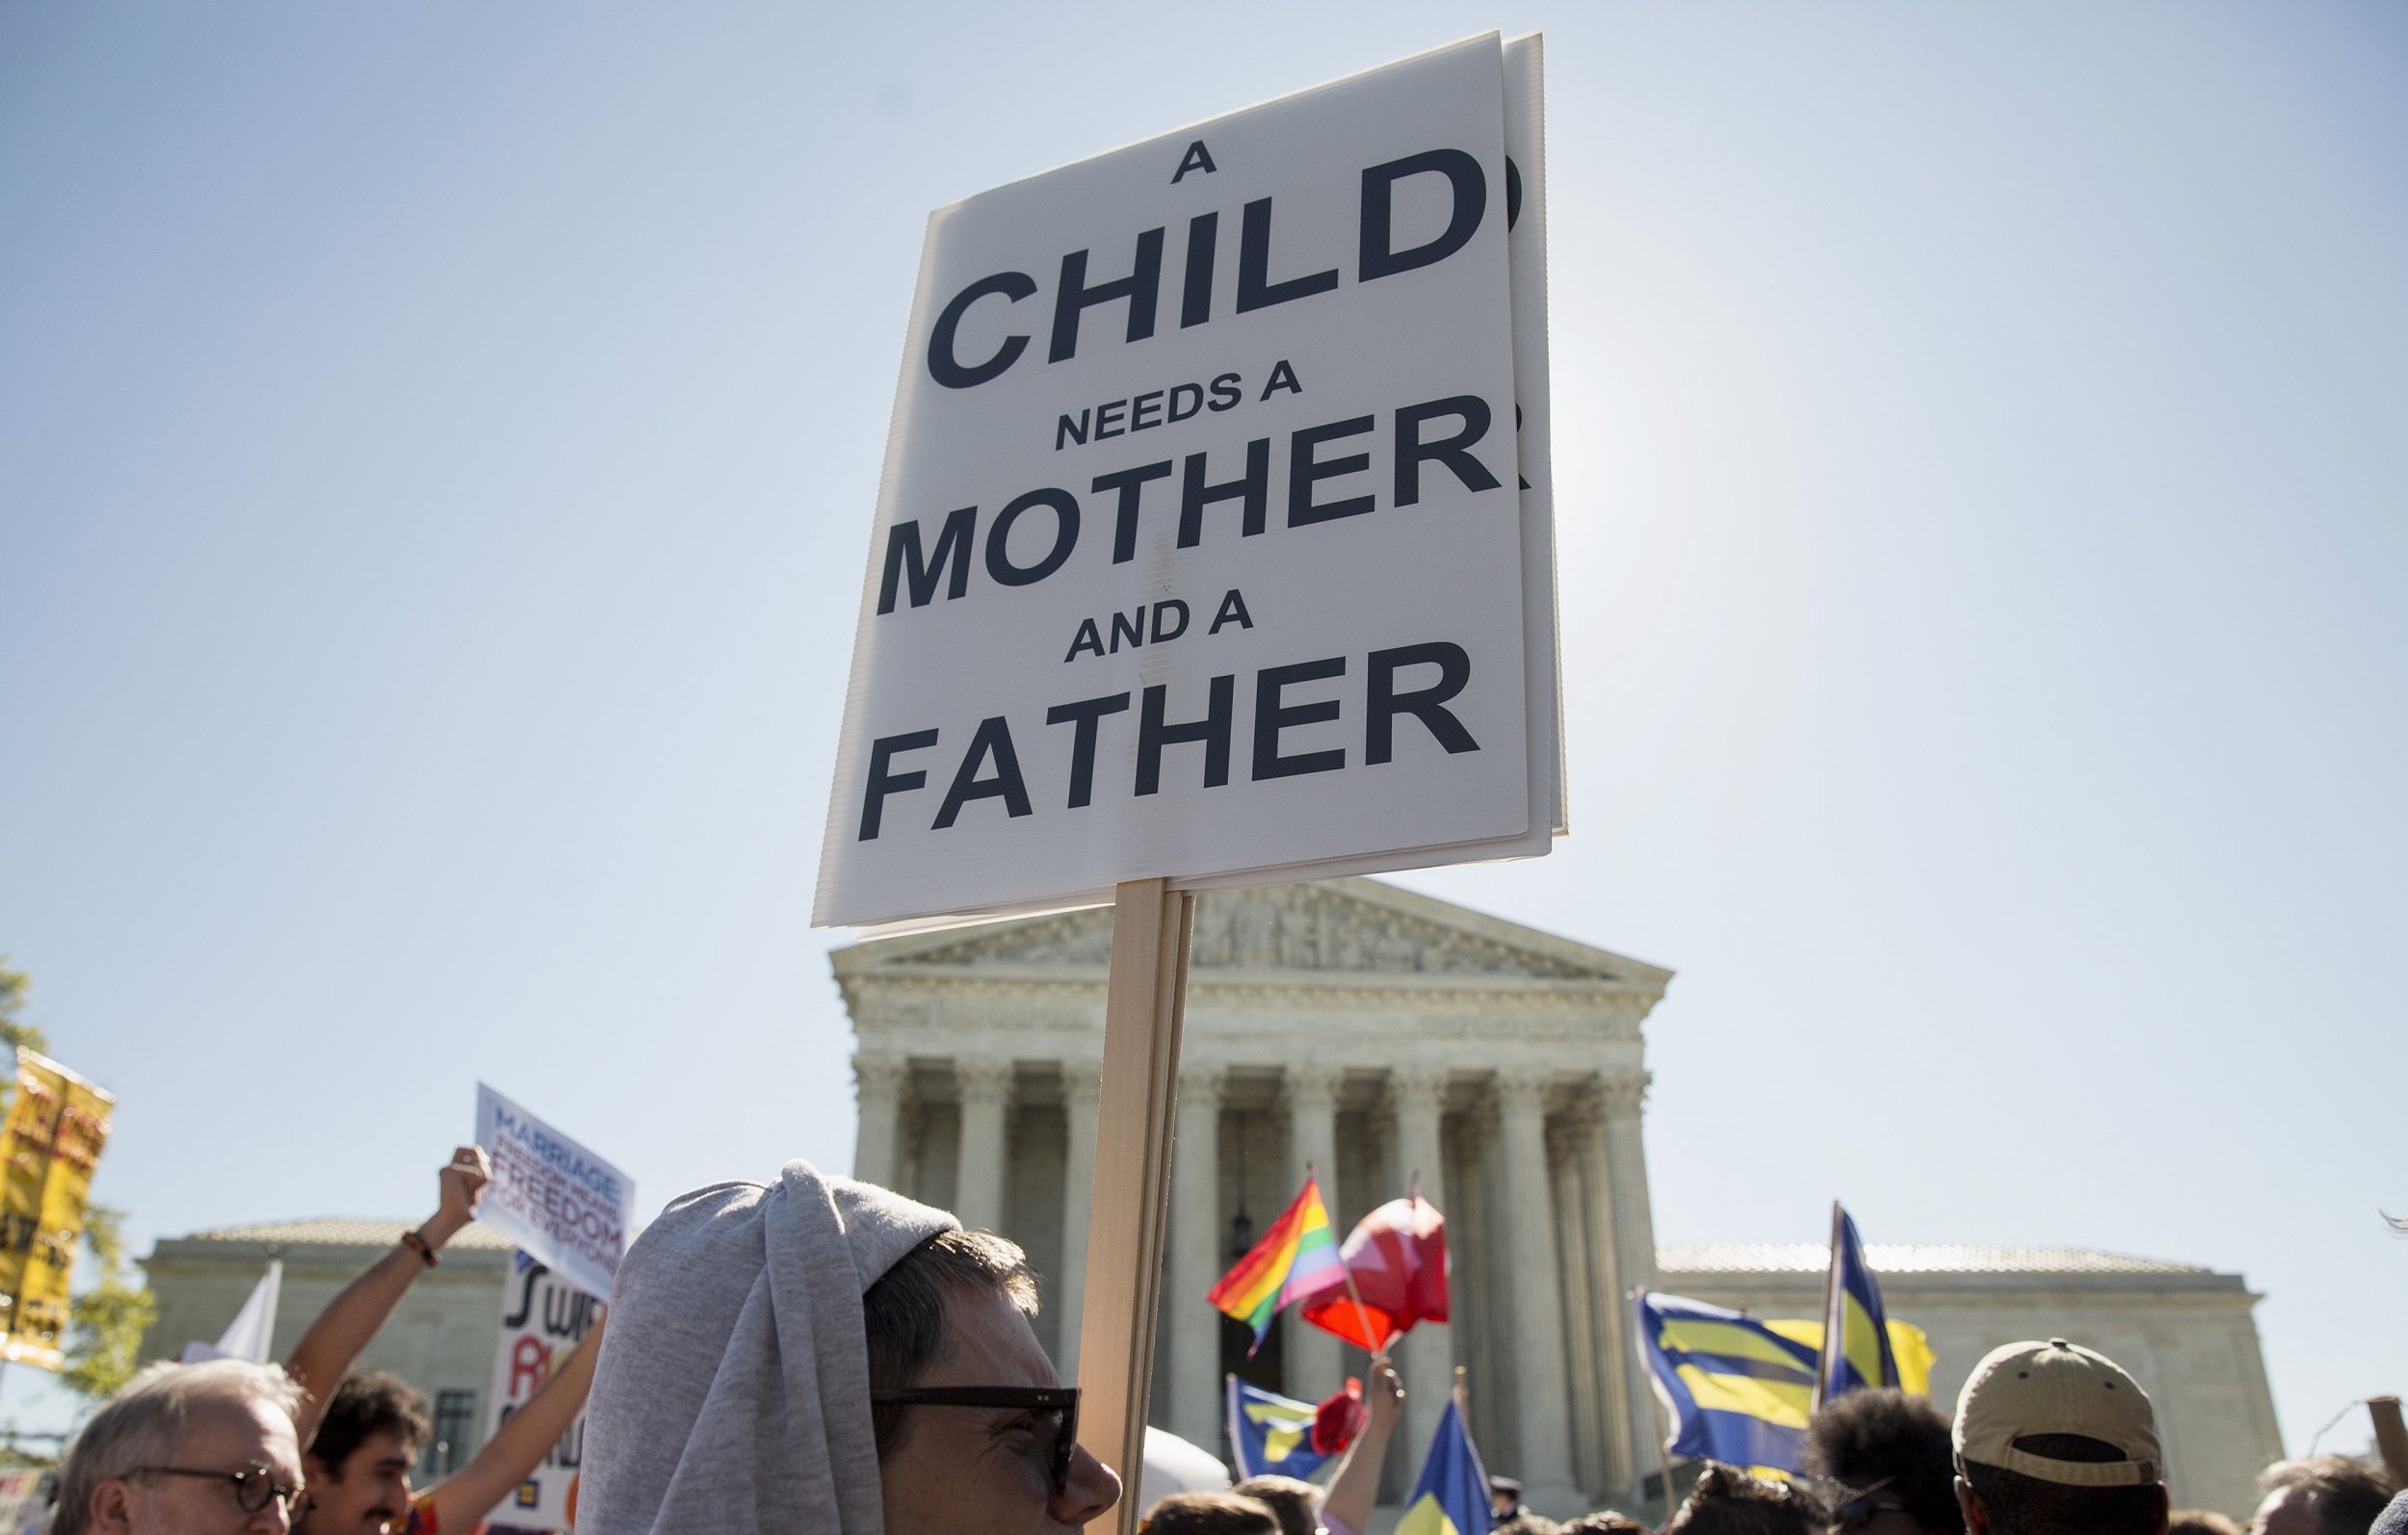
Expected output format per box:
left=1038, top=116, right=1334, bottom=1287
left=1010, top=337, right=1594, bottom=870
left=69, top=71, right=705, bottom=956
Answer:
left=1496, top=1068, right=1582, bottom=1516
left=851, top=1054, right=906, bottom=1190
left=1551, top=1121, right=1605, bottom=1498
left=1169, top=1062, right=1227, bottom=1451
left=1283, top=1063, right=1344, bottom=1397
left=1057, top=1060, right=1103, bottom=1380
left=1600, top=1072, right=1659, bottom=1496
left=1389, top=1066, right=1453, bottom=1468
left=1575, top=1099, right=1636, bottom=1498
left=954, top=1057, right=1014, bottom=1234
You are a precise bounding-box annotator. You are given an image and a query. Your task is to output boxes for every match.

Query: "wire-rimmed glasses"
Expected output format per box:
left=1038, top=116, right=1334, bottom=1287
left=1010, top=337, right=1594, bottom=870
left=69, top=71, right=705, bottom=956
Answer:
left=132, top=1462, right=307, bottom=1517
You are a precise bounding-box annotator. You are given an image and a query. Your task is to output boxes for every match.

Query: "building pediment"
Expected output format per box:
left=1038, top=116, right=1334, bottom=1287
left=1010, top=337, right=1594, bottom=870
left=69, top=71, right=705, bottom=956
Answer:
left=834, top=877, right=1669, bottom=990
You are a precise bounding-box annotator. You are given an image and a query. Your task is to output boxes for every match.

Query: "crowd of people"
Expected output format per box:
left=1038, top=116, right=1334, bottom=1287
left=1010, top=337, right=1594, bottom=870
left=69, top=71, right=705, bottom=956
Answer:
left=37, top=1149, right=2407, bottom=1535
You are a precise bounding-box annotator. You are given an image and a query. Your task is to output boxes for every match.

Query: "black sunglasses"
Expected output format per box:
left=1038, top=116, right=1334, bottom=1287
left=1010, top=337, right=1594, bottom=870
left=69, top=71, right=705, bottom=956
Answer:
left=870, top=1386, right=1081, bottom=1496
left=133, top=1462, right=307, bottom=1516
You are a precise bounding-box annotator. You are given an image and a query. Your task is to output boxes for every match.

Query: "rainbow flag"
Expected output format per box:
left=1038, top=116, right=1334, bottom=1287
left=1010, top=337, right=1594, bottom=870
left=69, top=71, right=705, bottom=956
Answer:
left=1208, top=1175, right=1346, bottom=1345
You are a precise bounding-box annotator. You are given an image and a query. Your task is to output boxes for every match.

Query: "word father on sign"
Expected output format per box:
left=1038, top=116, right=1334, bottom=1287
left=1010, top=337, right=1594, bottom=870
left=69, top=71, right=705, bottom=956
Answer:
left=473, top=1083, right=633, bottom=1303
left=818, top=33, right=1556, bottom=929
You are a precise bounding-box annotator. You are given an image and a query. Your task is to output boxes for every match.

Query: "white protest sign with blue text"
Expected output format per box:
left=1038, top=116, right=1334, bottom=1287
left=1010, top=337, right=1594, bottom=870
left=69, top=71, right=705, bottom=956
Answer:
left=817, top=34, right=1542, bottom=929
left=473, top=1083, right=633, bottom=1303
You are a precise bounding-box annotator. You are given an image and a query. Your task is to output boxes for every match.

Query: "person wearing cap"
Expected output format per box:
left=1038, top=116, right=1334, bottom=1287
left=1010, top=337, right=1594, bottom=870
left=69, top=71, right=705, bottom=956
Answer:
left=576, top=1158, right=1122, bottom=1535
left=1952, top=1340, right=2170, bottom=1535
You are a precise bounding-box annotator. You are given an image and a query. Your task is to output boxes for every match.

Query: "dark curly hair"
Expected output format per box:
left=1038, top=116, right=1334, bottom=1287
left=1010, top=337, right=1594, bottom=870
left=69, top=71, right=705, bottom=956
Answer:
left=1666, top=1463, right=1822, bottom=1535
left=308, top=1371, right=432, bottom=1472
left=1804, top=1388, right=1964, bottom=1535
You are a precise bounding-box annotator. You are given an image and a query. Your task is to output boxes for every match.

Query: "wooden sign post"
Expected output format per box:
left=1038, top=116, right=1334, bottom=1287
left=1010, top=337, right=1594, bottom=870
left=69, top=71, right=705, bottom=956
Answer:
left=1073, top=880, right=1195, bottom=1534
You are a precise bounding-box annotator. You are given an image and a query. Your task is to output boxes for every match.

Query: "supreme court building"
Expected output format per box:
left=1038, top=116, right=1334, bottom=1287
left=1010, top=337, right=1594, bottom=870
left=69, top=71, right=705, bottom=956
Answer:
left=838, top=876, right=2286, bottom=1518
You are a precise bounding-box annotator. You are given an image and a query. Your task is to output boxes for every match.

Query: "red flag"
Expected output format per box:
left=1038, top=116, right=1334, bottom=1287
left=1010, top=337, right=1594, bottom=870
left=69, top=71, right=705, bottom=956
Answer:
left=1312, top=1378, right=1367, bottom=1454
left=1297, top=1193, right=1449, bottom=1350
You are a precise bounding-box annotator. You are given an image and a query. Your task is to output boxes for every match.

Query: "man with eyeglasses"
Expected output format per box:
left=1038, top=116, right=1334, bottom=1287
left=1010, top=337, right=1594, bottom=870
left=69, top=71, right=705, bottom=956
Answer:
left=54, top=1358, right=309, bottom=1535
left=580, top=1158, right=1124, bottom=1535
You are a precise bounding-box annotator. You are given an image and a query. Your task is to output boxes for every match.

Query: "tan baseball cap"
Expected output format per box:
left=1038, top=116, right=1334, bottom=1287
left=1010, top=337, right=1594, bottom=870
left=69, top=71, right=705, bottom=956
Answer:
left=1953, top=1339, right=2163, bottom=1487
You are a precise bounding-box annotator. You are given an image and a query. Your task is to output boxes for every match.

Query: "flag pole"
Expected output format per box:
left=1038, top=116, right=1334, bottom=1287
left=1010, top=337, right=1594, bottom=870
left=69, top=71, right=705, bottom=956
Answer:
left=1812, top=1201, right=1842, bottom=1411
left=1310, top=1162, right=1389, bottom=1362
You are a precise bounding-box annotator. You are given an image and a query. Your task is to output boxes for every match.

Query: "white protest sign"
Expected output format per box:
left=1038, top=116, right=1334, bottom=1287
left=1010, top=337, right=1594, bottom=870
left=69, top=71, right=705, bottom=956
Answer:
left=481, top=1252, right=596, bottom=1533
left=817, top=33, right=1548, bottom=930
left=472, top=1084, right=632, bottom=1302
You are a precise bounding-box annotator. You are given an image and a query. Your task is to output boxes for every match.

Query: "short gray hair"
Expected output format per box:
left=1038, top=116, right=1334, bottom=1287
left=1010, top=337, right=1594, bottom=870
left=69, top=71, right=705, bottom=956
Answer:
left=54, top=1360, right=304, bottom=1535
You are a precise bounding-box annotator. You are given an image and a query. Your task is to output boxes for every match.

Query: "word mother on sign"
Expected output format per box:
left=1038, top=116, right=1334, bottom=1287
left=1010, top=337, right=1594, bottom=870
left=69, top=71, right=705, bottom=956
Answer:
left=819, top=34, right=1550, bottom=928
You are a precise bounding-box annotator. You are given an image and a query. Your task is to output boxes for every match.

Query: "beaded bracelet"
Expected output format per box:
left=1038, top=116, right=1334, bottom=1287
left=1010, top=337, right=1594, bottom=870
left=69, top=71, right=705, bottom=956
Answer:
left=399, top=1229, right=438, bottom=1268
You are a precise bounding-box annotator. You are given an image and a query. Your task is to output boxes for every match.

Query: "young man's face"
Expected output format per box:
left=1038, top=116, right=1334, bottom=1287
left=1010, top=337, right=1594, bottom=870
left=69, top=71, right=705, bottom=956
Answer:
left=877, top=1286, right=1121, bottom=1535
left=300, top=1430, right=415, bottom=1535
left=93, top=1395, right=303, bottom=1535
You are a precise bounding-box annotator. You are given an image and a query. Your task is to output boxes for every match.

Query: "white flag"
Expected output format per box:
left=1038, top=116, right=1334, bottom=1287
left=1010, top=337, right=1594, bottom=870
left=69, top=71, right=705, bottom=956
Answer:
left=181, top=1258, right=281, bottom=1365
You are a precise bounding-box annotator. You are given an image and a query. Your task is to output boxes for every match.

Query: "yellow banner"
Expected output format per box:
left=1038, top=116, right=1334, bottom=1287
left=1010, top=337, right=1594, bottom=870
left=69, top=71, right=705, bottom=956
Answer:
left=0, top=1051, right=114, bottom=1369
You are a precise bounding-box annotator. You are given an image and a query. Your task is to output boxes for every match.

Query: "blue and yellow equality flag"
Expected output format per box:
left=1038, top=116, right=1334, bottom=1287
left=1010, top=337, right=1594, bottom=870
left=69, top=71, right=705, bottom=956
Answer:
left=1815, top=1204, right=1899, bottom=1406
left=1763, top=1316, right=1935, bottom=1399
left=1226, top=1377, right=1334, bottom=1482
left=1395, top=1392, right=1493, bottom=1535
left=1633, top=1290, right=1819, bottom=1480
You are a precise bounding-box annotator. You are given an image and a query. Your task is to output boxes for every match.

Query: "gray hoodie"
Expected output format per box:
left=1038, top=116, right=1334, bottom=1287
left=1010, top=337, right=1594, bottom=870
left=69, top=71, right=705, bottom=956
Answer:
left=578, top=1159, right=956, bottom=1535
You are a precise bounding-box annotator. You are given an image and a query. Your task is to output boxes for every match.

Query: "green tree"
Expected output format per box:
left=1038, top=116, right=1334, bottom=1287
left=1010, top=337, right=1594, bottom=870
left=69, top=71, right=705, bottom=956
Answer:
left=0, top=955, right=45, bottom=1057
left=0, top=960, right=155, bottom=1399
left=61, top=1206, right=156, bottom=1401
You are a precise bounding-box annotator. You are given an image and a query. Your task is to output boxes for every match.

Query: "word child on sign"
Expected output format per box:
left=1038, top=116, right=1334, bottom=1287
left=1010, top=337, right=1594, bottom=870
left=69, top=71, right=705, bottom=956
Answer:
left=472, top=1084, right=633, bottom=1305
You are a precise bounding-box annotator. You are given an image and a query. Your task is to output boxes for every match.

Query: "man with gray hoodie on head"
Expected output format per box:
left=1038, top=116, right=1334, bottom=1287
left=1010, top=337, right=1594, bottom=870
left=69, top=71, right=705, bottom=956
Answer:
left=578, top=1158, right=1123, bottom=1535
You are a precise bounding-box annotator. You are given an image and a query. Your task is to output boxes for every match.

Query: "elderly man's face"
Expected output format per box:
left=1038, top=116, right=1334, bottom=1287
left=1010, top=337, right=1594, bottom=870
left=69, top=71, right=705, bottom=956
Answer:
left=92, top=1394, right=303, bottom=1535
left=878, top=1286, right=1121, bottom=1535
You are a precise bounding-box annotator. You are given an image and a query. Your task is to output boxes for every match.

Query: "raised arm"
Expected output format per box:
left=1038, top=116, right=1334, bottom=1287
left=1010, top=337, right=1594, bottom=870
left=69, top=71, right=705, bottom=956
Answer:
left=430, top=1308, right=608, bottom=1530
left=1321, top=1352, right=1403, bottom=1535
left=285, top=1146, right=490, bottom=1444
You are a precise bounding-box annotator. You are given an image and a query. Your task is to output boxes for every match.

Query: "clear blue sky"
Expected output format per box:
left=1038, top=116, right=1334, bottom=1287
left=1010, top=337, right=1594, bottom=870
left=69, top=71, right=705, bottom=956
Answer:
left=4, top=2, right=2402, bottom=1457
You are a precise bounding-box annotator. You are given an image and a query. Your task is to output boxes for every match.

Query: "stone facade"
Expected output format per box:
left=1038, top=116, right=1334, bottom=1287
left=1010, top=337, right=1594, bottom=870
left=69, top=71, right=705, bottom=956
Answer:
left=836, top=876, right=2286, bottom=1518
left=839, top=877, right=1678, bottom=1514
left=139, top=1219, right=514, bottom=1472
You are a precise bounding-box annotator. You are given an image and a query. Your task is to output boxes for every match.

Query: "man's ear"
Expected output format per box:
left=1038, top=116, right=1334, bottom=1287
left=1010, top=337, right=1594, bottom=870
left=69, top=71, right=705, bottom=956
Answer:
left=1956, top=1476, right=1987, bottom=1535
left=89, top=1477, right=138, bottom=1535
